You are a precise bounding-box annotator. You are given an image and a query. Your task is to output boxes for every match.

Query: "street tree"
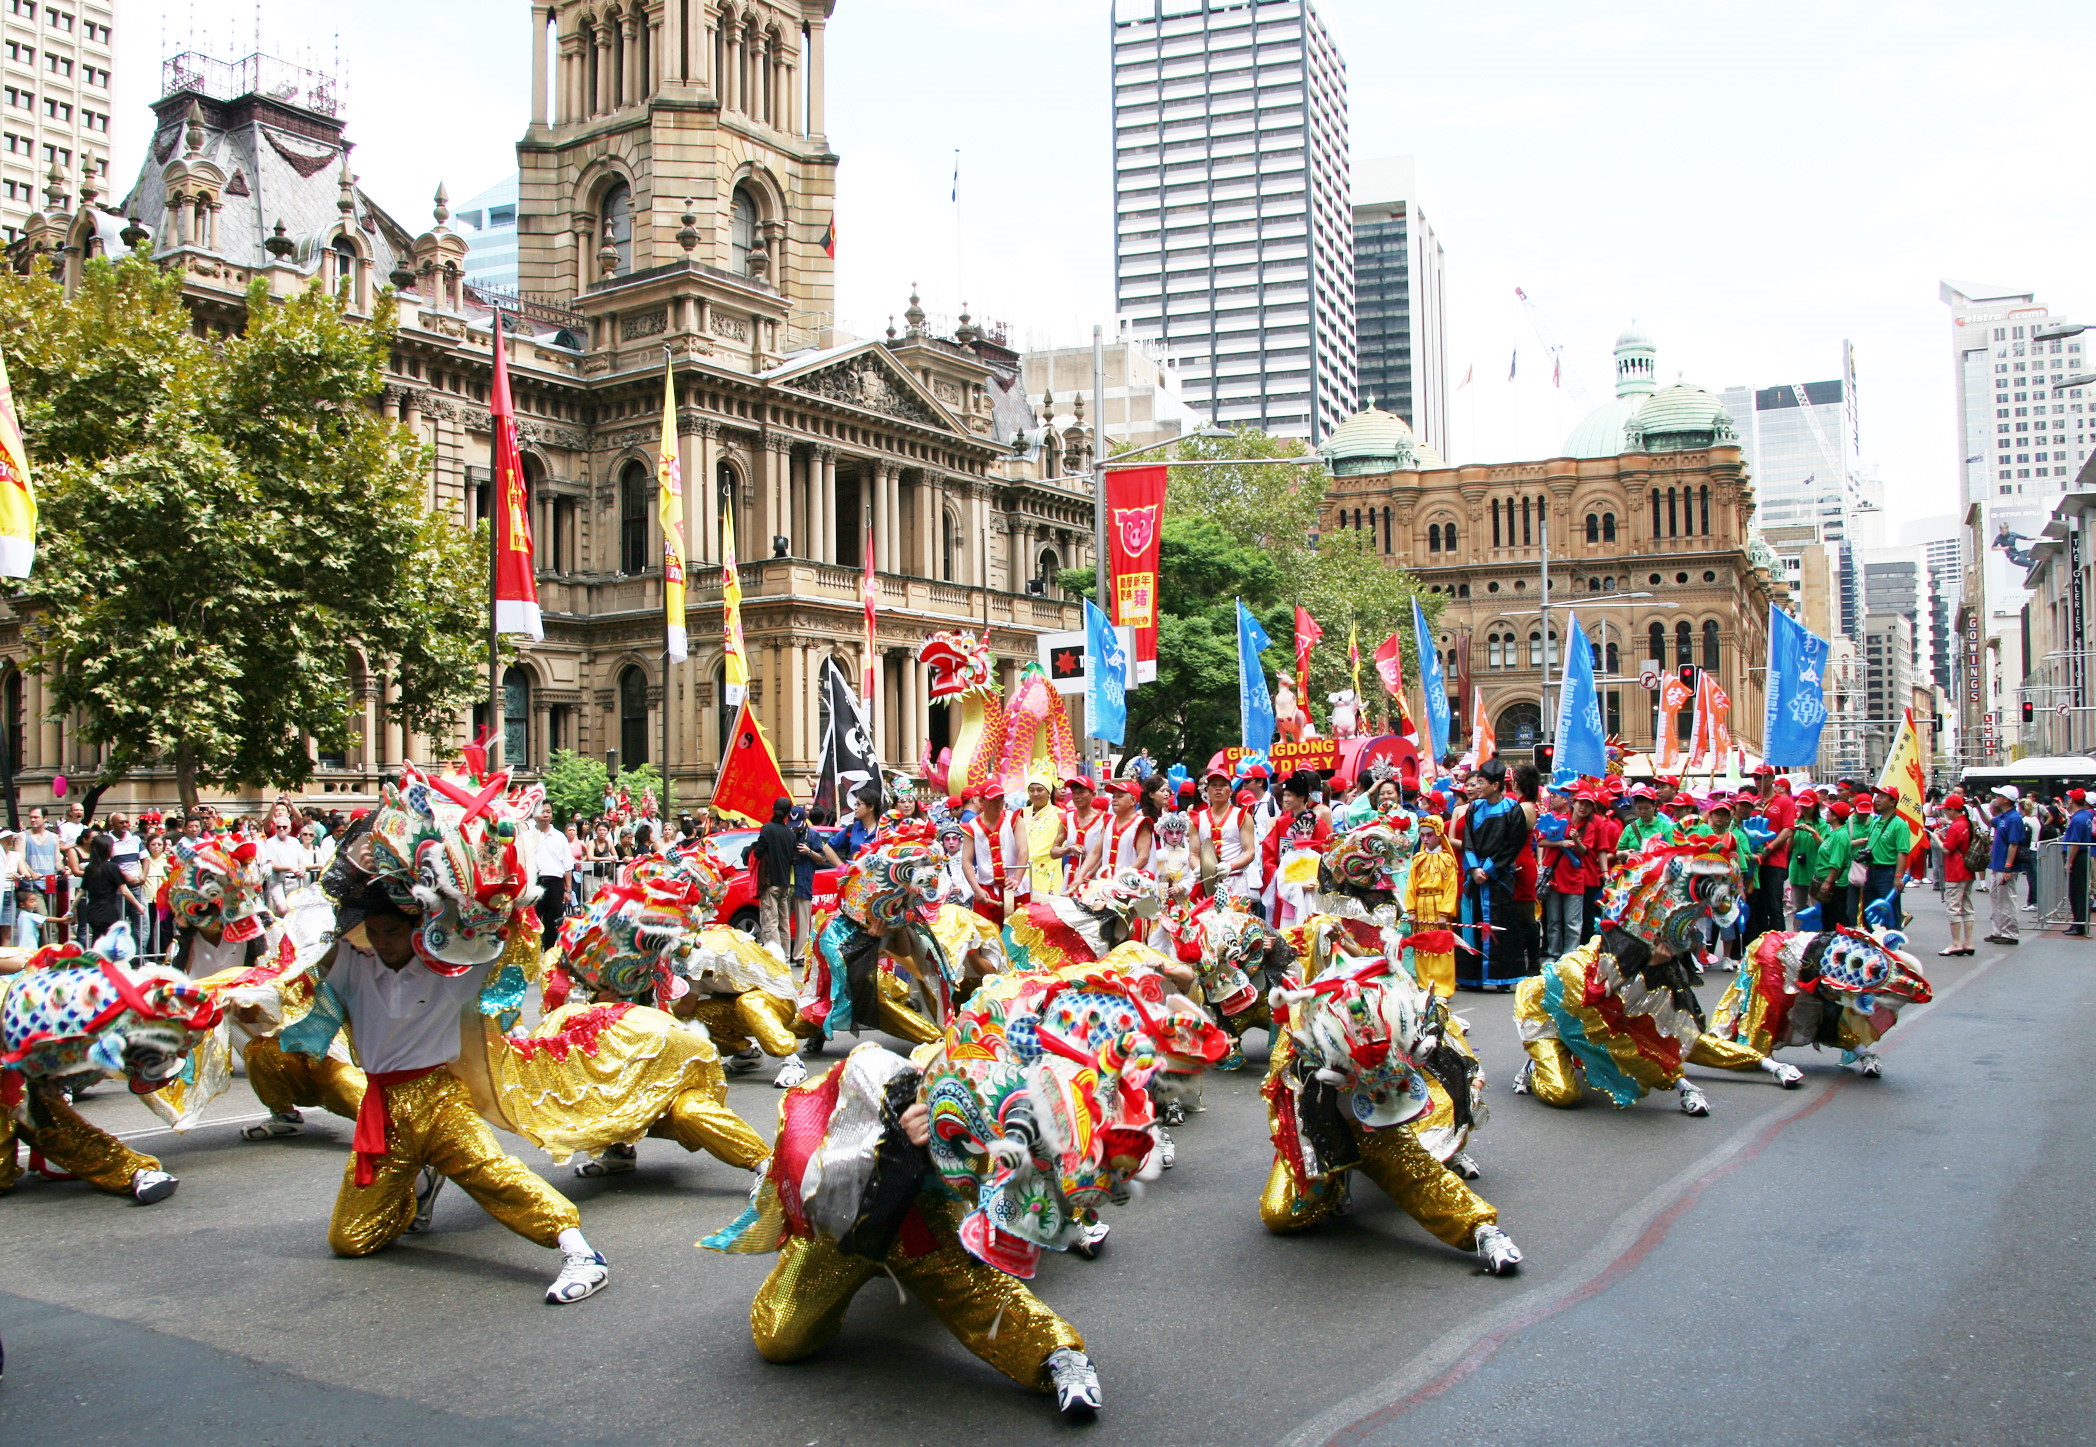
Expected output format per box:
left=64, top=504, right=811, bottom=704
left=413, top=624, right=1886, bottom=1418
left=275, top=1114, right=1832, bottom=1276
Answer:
left=0, top=253, right=487, bottom=810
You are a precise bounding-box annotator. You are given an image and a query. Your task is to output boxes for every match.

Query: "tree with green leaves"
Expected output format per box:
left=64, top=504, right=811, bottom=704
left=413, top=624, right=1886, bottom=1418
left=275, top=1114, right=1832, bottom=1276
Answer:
left=0, top=252, right=487, bottom=810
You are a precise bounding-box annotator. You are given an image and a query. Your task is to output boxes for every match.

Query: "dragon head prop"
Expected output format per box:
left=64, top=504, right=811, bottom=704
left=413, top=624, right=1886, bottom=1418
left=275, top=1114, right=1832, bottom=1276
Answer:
left=0, top=946, right=224, bottom=1091
left=1318, top=816, right=1408, bottom=903
left=166, top=836, right=269, bottom=943
left=918, top=630, right=998, bottom=700
left=1271, top=953, right=1436, bottom=1130
left=1074, top=867, right=1164, bottom=923
left=555, top=874, right=703, bottom=1006
left=1164, top=899, right=1291, bottom=1017
left=926, top=962, right=1228, bottom=1275
left=1600, top=837, right=1745, bottom=960
left=627, top=841, right=732, bottom=917
left=837, top=832, right=948, bottom=935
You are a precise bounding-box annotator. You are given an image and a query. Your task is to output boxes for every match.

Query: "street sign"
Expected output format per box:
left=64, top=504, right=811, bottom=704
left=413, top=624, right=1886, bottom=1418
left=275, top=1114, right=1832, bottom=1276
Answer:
left=1037, top=626, right=1137, bottom=696
left=1637, top=657, right=1661, bottom=691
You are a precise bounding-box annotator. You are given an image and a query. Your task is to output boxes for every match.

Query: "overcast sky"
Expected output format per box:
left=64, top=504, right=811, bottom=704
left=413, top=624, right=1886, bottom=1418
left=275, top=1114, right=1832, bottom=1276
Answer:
left=118, top=1, right=2096, bottom=533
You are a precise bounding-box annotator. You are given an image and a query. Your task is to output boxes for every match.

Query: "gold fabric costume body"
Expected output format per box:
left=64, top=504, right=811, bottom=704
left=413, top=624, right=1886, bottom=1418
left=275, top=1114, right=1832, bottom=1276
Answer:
left=244, top=1035, right=367, bottom=1119
left=871, top=970, right=942, bottom=1045
left=0, top=1090, right=159, bottom=1194
left=648, top=1087, right=770, bottom=1169
left=1686, top=1032, right=1772, bottom=1072
left=748, top=1190, right=1083, bottom=1392
left=1258, top=1122, right=1497, bottom=1247
left=327, top=1069, right=578, bottom=1257
left=1520, top=1037, right=1587, bottom=1109
left=677, top=990, right=805, bottom=1058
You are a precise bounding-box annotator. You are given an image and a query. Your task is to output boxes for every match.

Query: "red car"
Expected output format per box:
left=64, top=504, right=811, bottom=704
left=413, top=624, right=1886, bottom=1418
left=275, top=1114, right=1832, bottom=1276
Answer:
left=706, top=828, right=843, bottom=940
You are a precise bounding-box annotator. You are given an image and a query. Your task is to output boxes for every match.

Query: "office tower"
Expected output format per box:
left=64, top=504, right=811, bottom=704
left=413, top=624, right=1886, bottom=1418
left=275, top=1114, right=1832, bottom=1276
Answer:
left=457, top=173, right=520, bottom=290
left=1861, top=613, right=1915, bottom=773
left=1110, top=0, right=1356, bottom=442
left=1352, top=155, right=1445, bottom=457
left=1718, top=348, right=1863, bottom=638
left=0, top=0, right=115, bottom=242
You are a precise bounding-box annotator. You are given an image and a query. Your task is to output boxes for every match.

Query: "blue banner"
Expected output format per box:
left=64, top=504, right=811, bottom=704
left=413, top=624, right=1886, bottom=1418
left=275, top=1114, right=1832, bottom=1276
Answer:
left=1552, top=613, right=1607, bottom=780
left=1412, top=597, right=1449, bottom=766
left=1237, top=599, right=1275, bottom=750
left=1763, top=604, right=1830, bottom=767
left=1086, top=598, right=1128, bottom=745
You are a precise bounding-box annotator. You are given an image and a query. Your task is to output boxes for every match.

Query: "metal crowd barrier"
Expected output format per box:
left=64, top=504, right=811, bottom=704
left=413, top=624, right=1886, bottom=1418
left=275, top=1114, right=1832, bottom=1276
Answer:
left=2030, top=838, right=2082, bottom=929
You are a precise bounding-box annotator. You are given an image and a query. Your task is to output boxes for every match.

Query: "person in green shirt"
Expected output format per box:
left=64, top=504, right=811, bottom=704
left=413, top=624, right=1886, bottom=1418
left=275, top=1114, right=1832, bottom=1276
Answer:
left=1785, top=791, right=1825, bottom=928
left=1862, top=788, right=1914, bottom=927
left=1618, top=787, right=1680, bottom=856
left=1817, top=801, right=1856, bottom=930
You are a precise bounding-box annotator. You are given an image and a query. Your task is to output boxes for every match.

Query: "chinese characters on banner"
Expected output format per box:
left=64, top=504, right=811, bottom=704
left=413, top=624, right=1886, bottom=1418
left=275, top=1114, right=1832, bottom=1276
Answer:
left=1658, top=674, right=1692, bottom=768
left=1104, top=463, right=1165, bottom=683
left=1762, top=605, right=1830, bottom=767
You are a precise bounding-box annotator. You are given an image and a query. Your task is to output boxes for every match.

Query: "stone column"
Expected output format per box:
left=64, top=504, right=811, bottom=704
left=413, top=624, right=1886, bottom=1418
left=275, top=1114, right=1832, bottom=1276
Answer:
left=807, top=18, right=826, bottom=135
left=662, top=0, right=682, bottom=85
left=787, top=643, right=806, bottom=763
left=531, top=5, right=550, bottom=126
left=623, top=12, right=642, bottom=107
left=785, top=60, right=799, bottom=135
left=697, top=422, right=719, bottom=565
left=361, top=677, right=381, bottom=776
left=882, top=465, right=901, bottom=574
left=814, top=448, right=836, bottom=565
left=726, top=26, right=742, bottom=112
left=593, top=27, right=612, bottom=115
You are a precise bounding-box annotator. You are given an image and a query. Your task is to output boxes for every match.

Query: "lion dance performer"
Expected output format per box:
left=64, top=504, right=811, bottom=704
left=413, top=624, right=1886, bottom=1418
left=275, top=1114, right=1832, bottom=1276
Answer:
left=0, top=942, right=220, bottom=1204
left=1710, top=902, right=1933, bottom=1079
left=1512, top=838, right=1804, bottom=1115
left=799, top=825, right=954, bottom=1048
left=1260, top=948, right=1523, bottom=1274
left=706, top=960, right=1230, bottom=1418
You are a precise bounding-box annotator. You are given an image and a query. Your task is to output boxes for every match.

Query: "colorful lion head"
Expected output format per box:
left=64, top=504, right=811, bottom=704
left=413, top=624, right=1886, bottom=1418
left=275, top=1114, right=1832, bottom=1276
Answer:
left=838, top=833, right=947, bottom=935
left=1074, top=867, right=1163, bottom=922
left=555, top=875, right=698, bottom=1005
left=1272, top=953, right=1435, bottom=1130
left=1600, top=838, right=1744, bottom=958
left=166, top=836, right=269, bottom=943
left=627, top=841, right=731, bottom=916
left=1165, top=899, right=1289, bottom=1017
left=0, top=946, right=224, bottom=1089
left=918, top=630, right=997, bottom=699
left=1320, top=816, right=1407, bottom=900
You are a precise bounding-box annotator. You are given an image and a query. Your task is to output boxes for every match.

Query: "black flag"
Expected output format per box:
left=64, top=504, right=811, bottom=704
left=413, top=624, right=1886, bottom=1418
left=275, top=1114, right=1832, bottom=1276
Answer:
left=816, top=656, right=876, bottom=815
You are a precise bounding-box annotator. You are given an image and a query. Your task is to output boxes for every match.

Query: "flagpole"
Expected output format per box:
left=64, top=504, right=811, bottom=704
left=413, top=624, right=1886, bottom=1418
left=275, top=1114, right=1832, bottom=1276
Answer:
left=486, top=307, right=505, bottom=772
left=1091, top=322, right=1108, bottom=776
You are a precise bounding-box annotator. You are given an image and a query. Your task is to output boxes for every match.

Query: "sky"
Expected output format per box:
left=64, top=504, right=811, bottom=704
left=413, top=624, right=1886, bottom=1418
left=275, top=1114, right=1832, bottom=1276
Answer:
left=114, top=0, right=2096, bottom=533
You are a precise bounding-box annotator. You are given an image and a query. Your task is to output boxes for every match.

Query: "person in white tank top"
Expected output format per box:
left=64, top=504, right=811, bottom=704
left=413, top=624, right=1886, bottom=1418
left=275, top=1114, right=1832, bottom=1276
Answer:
left=1082, top=781, right=1153, bottom=879
left=1192, top=769, right=1258, bottom=899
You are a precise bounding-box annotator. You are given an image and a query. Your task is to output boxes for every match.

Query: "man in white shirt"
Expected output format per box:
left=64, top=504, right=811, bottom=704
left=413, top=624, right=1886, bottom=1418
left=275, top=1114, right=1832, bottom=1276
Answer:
left=106, top=812, right=145, bottom=942
left=531, top=802, right=574, bottom=946
left=57, top=800, right=84, bottom=848
left=259, top=815, right=311, bottom=914
left=317, top=888, right=609, bottom=1304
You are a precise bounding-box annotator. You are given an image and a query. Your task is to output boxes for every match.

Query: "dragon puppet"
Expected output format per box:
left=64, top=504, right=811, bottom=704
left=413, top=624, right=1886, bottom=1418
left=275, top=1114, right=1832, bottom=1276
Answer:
left=1709, top=909, right=1933, bottom=1079
left=918, top=630, right=1006, bottom=796
left=705, top=960, right=1230, bottom=1417
left=1, top=943, right=224, bottom=1203
left=1512, top=837, right=1804, bottom=1115
left=1005, top=868, right=1169, bottom=976
left=801, top=824, right=965, bottom=1046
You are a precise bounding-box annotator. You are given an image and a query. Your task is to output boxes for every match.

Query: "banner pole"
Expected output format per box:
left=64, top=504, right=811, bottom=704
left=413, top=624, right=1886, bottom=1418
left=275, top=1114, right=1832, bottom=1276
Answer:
left=1091, top=323, right=1107, bottom=774
left=487, top=308, right=504, bottom=773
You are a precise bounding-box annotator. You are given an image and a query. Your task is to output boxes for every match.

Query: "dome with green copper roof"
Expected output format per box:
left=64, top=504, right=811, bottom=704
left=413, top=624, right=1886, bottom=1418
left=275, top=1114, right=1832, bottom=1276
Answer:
left=1626, top=382, right=1738, bottom=452
left=1562, top=323, right=1661, bottom=458
left=1319, top=403, right=1429, bottom=475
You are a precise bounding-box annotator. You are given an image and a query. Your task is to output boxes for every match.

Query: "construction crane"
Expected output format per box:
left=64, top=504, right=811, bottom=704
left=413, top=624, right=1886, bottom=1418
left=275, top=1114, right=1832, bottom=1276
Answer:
left=1514, top=286, right=1598, bottom=411
left=1788, top=380, right=1842, bottom=471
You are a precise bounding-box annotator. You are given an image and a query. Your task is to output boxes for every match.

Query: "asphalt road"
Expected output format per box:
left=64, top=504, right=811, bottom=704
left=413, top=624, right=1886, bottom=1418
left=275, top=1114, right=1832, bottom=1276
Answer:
left=3, top=890, right=2089, bottom=1447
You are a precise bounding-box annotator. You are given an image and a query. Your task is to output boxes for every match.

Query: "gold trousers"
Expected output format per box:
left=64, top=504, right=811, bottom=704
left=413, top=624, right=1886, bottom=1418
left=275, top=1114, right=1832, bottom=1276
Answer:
left=680, top=991, right=806, bottom=1059
left=1522, top=1030, right=1774, bottom=1110
left=244, top=1036, right=367, bottom=1120
left=647, top=1087, right=771, bottom=1170
left=1260, top=1119, right=1496, bottom=1250
left=0, top=1090, right=158, bottom=1195
left=873, top=972, right=942, bottom=1045
left=327, top=1070, right=579, bottom=1257
left=750, top=1191, right=1082, bottom=1392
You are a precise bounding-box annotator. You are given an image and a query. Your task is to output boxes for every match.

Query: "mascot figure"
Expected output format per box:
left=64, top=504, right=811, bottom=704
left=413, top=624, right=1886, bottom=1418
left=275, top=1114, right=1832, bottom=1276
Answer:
left=918, top=631, right=1006, bottom=797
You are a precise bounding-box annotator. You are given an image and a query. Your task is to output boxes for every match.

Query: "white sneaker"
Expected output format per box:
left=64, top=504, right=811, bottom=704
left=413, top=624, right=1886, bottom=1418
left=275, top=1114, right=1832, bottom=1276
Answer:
left=726, top=1047, right=763, bottom=1076
left=131, top=1168, right=178, bottom=1205
left=545, top=1248, right=609, bottom=1305
left=1474, top=1223, right=1523, bottom=1275
left=408, top=1165, right=445, bottom=1233
left=1070, top=1219, right=1110, bottom=1260
left=241, top=1110, right=303, bottom=1140
left=1046, top=1347, right=1101, bottom=1417
left=771, top=1054, right=808, bottom=1089
left=1677, top=1082, right=1711, bottom=1116
left=1155, top=1128, right=1176, bottom=1170
left=1856, top=1053, right=1884, bottom=1078
left=1510, top=1058, right=1535, bottom=1095
left=574, top=1142, right=638, bottom=1178
left=1763, top=1059, right=1805, bottom=1089
left=1450, top=1150, right=1482, bottom=1180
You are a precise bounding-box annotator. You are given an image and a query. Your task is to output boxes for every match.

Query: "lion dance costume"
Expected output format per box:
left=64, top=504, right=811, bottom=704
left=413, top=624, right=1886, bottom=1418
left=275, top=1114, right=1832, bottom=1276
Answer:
left=1710, top=911, right=1933, bottom=1079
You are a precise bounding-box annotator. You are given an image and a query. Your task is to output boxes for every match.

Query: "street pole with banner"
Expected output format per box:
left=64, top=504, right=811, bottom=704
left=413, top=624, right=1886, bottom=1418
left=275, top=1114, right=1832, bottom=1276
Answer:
left=1091, top=324, right=1108, bottom=774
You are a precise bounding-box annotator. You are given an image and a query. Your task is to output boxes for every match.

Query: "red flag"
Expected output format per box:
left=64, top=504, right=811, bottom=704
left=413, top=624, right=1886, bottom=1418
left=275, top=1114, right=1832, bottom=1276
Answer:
left=713, top=700, right=790, bottom=824
left=1372, top=632, right=1417, bottom=742
left=1470, top=683, right=1495, bottom=763
left=820, top=214, right=837, bottom=259
left=489, top=311, right=540, bottom=639
left=1105, top=463, right=1166, bottom=684
left=1293, top=605, right=1323, bottom=701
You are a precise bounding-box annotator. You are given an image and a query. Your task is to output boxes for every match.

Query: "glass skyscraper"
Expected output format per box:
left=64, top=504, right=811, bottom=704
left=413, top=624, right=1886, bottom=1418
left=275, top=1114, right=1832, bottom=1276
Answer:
left=1110, top=0, right=1356, bottom=442
left=1353, top=155, right=1447, bottom=458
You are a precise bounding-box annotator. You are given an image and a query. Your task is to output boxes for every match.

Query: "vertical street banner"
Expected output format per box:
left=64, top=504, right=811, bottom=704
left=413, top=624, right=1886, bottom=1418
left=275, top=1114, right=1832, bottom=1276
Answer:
left=1085, top=598, right=1128, bottom=745
left=1762, top=605, right=1831, bottom=767
left=1710, top=678, right=1733, bottom=763
left=1347, top=618, right=1362, bottom=703
left=1658, top=673, right=1692, bottom=768
left=1105, top=463, right=1165, bottom=683
left=721, top=484, right=749, bottom=707
left=815, top=655, right=876, bottom=814
left=713, top=700, right=789, bottom=824
left=1470, top=684, right=1495, bottom=764
left=1412, top=599, right=1449, bottom=766
left=1875, top=706, right=1928, bottom=835
left=656, top=359, right=687, bottom=661
left=0, top=345, right=35, bottom=578
left=1553, top=615, right=1606, bottom=780
left=489, top=312, right=541, bottom=639
left=1685, top=671, right=1713, bottom=769
left=1237, top=599, right=1275, bottom=750
left=1293, top=605, right=1323, bottom=702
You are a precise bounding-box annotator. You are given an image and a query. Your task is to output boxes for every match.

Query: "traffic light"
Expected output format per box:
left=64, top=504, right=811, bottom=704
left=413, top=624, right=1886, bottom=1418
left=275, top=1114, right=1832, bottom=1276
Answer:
left=1534, top=743, right=1555, bottom=777
left=2022, top=697, right=2035, bottom=725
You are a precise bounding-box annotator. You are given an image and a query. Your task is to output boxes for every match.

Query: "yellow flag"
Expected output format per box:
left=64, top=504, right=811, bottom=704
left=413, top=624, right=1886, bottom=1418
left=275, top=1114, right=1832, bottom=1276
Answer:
left=657, top=361, right=687, bottom=662
left=1874, top=706, right=1927, bottom=835
left=0, top=346, right=36, bottom=578
left=721, top=473, right=749, bottom=707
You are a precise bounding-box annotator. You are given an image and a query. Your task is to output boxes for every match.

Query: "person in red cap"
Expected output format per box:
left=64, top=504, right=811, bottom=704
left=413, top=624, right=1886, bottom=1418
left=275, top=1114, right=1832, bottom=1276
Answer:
left=1748, top=765, right=1796, bottom=938
left=1934, top=792, right=1980, bottom=953
left=1785, top=790, right=1826, bottom=928
left=1618, top=786, right=1679, bottom=855
left=1058, top=774, right=1102, bottom=889
left=1192, top=768, right=1257, bottom=903
left=1080, top=779, right=1153, bottom=881
left=1818, top=800, right=1856, bottom=928
left=2063, top=789, right=2094, bottom=938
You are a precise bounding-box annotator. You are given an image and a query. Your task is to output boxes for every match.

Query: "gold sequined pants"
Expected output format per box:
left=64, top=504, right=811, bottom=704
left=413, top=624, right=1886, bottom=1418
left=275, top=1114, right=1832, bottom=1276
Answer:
left=679, top=991, right=806, bottom=1059
left=873, top=971, right=942, bottom=1045
left=647, top=1087, right=771, bottom=1170
left=1687, top=1032, right=1771, bottom=1072
left=244, top=1036, right=367, bottom=1120
left=327, top=1070, right=579, bottom=1257
left=0, top=1090, right=159, bottom=1195
left=1260, top=1119, right=1496, bottom=1249
left=749, top=1191, right=1083, bottom=1392
left=1522, top=1030, right=1772, bottom=1110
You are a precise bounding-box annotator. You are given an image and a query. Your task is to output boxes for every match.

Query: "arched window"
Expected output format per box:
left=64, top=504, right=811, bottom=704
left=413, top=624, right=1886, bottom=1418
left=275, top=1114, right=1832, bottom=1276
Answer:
left=1650, top=489, right=1661, bottom=539
left=1497, top=701, right=1543, bottom=753
left=1528, top=630, right=1542, bottom=668
left=1037, top=547, right=1060, bottom=596
left=1649, top=622, right=1666, bottom=669
left=618, top=665, right=650, bottom=769
left=1428, top=522, right=1442, bottom=553
left=619, top=462, right=651, bottom=573
left=503, top=665, right=530, bottom=770
left=1444, top=520, right=1457, bottom=552
left=730, top=186, right=759, bottom=276
left=1675, top=620, right=1693, bottom=670
left=1521, top=495, right=1532, bottom=547
left=331, top=235, right=357, bottom=304
left=1585, top=512, right=1599, bottom=544
left=1381, top=506, right=1392, bottom=553
left=1702, top=619, right=1721, bottom=672
left=1456, top=581, right=1468, bottom=597
left=1490, top=498, right=1501, bottom=548
left=1667, top=487, right=1679, bottom=538
left=599, top=179, right=632, bottom=274
left=1699, top=485, right=1711, bottom=536
left=1602, top=512, right=1616, bottom=543
left=1605, top=641, right=1620, bottom=674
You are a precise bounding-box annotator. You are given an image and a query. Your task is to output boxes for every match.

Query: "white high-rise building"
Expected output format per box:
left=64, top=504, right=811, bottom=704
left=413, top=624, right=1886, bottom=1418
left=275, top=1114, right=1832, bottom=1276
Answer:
left=1352, top=155, right=1447, bottom=459
left=1110, top=0, right=1356, bottom=443
left=0, top=1, right=115, bottom=243
left=456, top=173, right=519, bottom=291
left=1719, top=347, right=1864, bottom=639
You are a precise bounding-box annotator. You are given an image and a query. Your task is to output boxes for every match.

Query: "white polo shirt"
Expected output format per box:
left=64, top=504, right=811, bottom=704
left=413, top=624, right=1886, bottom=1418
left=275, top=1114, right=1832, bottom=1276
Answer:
left=533, top=823, right=573, bottom=880
left=326, top=944, right=491, bottom=1075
